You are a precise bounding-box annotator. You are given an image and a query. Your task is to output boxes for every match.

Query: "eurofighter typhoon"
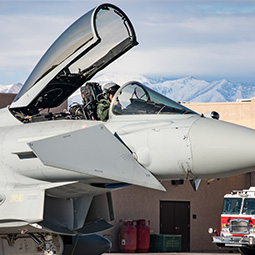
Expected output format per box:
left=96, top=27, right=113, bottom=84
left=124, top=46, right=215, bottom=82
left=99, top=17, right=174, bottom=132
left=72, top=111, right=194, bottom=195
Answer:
left=1, top=3, right=255, bottom=255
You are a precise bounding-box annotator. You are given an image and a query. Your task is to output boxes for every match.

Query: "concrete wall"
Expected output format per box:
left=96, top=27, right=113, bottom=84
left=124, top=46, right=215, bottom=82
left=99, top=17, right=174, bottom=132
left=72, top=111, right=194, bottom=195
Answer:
left=0, top=94, right=16, bottom=108
left=185, top=98, right=255, bottom=129
left=103, top=98, right=255, bottom=252
left=106, top=175, right=249, bottom=252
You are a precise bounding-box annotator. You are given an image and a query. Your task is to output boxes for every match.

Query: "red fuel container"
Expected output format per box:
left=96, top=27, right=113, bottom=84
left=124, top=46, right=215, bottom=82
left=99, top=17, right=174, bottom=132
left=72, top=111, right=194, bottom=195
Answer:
left=119, top=220, right=137, bottom=253
left=137, top=219, right=150, bottom=253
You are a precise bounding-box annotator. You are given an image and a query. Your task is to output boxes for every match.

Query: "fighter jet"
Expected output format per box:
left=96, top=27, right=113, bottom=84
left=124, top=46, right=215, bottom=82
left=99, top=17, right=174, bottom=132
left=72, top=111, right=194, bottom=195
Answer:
left=1, top=2, right=255, bottom=255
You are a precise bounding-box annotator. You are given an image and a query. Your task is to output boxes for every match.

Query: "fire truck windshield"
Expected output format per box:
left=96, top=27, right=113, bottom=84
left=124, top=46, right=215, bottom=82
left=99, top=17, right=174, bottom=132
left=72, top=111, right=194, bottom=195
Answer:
left=242, top=198, right=255, bottom=215
left=222, top=198, right=242, bottom=214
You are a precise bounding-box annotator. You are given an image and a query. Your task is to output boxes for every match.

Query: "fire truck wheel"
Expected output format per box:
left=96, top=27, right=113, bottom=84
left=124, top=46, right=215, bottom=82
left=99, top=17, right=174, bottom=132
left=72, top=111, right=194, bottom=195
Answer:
left=238, top=247, right=255, bottom=255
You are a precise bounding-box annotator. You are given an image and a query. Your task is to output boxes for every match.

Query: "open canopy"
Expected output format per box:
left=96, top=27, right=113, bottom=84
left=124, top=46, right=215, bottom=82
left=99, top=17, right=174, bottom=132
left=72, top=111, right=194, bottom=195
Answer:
left=10, top=3, right=138, bottom=115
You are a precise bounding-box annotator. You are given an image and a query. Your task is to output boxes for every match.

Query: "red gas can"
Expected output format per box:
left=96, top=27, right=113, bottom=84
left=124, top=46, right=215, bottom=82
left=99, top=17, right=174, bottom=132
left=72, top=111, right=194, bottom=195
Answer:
left=119, top=220, right=137, bottom=253
left=137, top=219, right=150, bottom=253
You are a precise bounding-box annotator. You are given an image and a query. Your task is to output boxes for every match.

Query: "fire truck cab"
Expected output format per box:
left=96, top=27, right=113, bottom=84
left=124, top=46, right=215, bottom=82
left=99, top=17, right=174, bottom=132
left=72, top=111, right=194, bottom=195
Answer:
left=209, top=187, right=255, bottom=255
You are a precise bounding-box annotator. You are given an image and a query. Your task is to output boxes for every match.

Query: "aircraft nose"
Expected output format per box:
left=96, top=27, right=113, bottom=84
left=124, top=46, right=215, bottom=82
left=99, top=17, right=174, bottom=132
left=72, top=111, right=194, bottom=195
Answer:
left=189, top=117, right=255, bottom=178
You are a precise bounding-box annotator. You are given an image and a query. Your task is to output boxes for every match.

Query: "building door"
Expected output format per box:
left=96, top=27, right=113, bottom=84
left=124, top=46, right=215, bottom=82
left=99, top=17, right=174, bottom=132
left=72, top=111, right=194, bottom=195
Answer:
left=160, top=201, right=190, bottom=251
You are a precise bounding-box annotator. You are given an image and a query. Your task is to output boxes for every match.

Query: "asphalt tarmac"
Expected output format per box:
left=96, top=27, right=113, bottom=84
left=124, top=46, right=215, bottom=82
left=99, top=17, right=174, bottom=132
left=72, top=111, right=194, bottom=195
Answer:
left=103, top=253, right=241, bottom=255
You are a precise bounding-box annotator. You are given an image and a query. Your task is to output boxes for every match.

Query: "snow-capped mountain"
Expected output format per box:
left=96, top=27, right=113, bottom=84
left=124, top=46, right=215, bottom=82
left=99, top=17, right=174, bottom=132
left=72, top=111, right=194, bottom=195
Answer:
left=148, top=77, right=254, bottom=103
left=69, top=74, right=255, bottom=105
left=1, top=75, right=255, bottom=106
left=0, top=83, right=23, bottom=94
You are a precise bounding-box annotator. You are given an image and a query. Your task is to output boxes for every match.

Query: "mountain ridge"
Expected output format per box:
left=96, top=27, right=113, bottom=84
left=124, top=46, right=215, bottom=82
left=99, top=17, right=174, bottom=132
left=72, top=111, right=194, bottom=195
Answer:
left=1, top=75, right=255, bottom=104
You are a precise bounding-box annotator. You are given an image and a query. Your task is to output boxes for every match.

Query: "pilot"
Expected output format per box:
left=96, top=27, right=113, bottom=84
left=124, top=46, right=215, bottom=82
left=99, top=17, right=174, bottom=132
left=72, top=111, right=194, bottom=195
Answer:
left=97, top=82, right=120, bottom=121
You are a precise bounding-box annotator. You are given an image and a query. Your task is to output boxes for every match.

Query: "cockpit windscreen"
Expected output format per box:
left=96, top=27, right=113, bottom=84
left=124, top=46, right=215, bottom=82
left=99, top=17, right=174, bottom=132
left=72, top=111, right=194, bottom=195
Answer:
left=113, top=82, right=197, bottom=115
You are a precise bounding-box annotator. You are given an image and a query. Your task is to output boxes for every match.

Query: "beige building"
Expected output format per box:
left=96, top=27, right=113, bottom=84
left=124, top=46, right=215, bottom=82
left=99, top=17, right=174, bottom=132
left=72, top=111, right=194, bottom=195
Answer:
left=0, top=93, right=17, bottom=108
left=106, top=98, right=255, bottom=252
left=187, top=98, right=255, bottom=129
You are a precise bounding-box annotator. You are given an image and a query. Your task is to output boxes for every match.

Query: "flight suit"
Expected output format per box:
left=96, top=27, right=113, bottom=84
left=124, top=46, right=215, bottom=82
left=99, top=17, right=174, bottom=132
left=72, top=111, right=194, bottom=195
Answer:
left=97, top=99, right=111, bottom=121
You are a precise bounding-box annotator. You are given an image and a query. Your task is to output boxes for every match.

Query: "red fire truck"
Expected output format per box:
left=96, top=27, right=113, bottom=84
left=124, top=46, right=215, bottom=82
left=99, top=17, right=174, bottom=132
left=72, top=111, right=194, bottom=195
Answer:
left=209, top=187, right=255, bottom=255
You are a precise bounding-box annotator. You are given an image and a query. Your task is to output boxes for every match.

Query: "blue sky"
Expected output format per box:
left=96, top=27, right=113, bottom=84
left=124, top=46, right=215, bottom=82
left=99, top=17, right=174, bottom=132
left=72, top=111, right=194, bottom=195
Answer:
left=1, top=0, right=255, bottom=84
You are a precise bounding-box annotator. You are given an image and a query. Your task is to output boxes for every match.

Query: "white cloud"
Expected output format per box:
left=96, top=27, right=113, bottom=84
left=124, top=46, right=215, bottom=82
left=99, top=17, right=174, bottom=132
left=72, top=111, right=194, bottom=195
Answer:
left=105, top=40, right=255, bottom=82
left=1, top=1, right=255, bottom=84
left=0, top=14, right=73, bottom=80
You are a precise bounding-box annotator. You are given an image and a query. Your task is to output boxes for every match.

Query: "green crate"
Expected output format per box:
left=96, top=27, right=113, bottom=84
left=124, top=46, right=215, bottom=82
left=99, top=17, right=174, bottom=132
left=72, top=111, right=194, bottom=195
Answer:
left=150, top=234, right=182, bottom=252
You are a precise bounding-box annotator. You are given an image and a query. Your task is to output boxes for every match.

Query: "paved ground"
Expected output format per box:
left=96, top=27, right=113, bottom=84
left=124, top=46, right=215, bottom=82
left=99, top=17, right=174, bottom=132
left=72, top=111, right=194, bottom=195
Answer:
left=103, top=253, right=241, bottom=255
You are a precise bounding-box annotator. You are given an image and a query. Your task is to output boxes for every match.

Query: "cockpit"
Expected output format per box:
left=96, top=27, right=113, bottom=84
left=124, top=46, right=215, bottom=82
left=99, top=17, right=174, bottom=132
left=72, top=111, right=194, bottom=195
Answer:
left=12, top=81, right=197, bottom=123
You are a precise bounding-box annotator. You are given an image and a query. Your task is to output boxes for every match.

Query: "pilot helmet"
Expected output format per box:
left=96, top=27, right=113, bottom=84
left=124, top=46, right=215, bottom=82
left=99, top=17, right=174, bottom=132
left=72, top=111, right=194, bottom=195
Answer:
left=103, top=82, right=120, bottom=99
